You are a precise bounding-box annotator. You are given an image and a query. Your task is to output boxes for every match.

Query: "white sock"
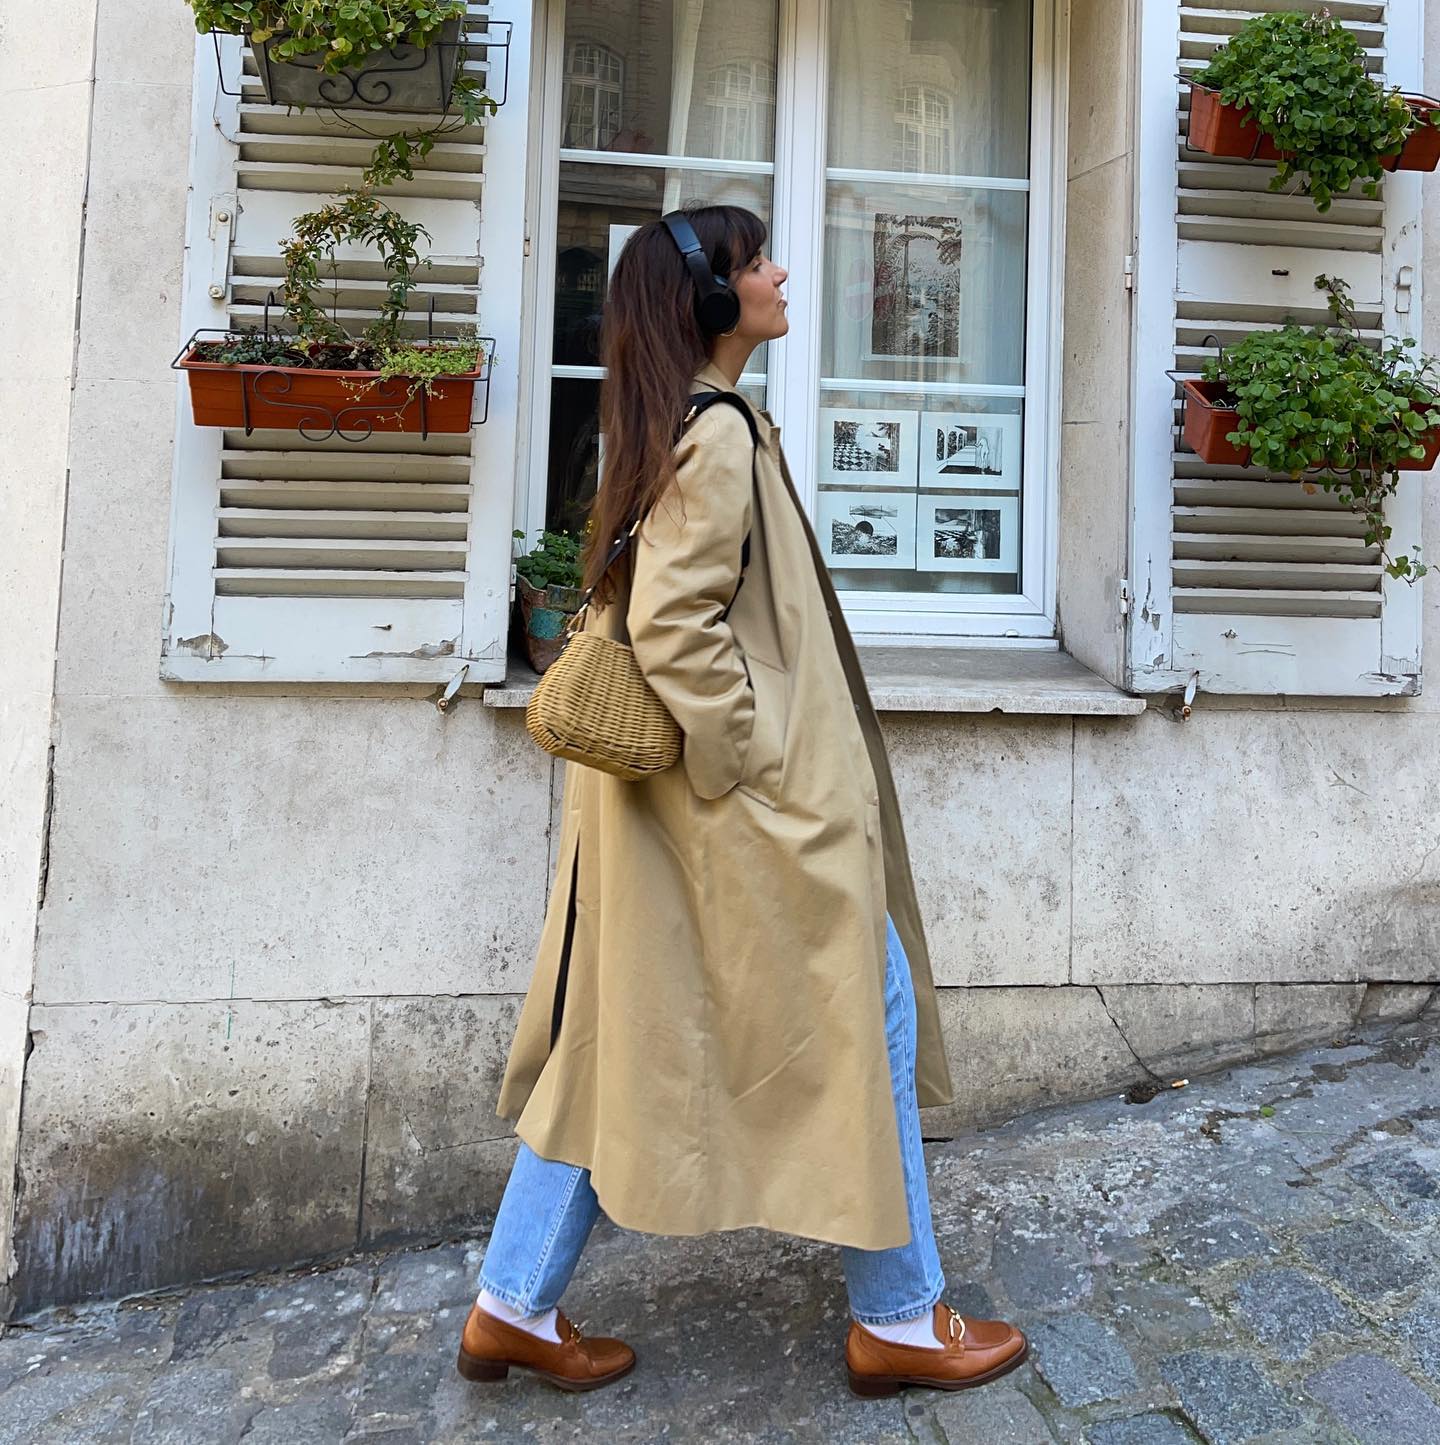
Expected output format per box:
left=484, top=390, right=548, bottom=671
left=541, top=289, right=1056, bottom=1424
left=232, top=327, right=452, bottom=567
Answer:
left=859, top=1309, right=944, bottom=1349
left=477, top=1286, right=562, bottom=1343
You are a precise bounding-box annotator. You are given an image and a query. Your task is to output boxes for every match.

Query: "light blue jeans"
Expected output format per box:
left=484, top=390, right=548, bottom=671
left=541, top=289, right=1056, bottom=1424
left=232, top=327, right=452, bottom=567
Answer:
left=478, top=913, right=945, bottom=1326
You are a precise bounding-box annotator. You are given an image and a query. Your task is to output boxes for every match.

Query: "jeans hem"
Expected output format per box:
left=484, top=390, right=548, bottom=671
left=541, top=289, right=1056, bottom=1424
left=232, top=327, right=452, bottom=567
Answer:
left=849, top=1275, right=946, bottom=1328
left=475, top=1276, right=550, bottom=1315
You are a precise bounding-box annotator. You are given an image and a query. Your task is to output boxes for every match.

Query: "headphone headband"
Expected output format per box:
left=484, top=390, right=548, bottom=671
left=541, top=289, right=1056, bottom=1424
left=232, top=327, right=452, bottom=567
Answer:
left=661, top=211, right=741, bottom=336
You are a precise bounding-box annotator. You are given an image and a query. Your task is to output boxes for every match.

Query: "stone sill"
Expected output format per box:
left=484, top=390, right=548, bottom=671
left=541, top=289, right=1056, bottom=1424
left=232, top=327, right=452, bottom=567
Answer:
left=484, top=644, right=1145, bottom=717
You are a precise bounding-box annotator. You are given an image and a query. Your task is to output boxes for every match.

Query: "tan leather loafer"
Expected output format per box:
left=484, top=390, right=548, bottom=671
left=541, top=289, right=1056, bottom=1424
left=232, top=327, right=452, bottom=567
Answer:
left=845, top=1301, right=1028, bottom=1397
left=456, top=1303, right=636, bottom=1393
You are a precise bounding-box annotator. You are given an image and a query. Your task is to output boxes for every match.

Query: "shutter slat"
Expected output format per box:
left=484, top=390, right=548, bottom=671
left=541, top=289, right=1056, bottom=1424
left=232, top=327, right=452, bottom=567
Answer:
left=1172, top=588, right=1382, bottom=618
left=217, top=508, right=470, bottom=540
left=214, top=570, right=468, bottom=598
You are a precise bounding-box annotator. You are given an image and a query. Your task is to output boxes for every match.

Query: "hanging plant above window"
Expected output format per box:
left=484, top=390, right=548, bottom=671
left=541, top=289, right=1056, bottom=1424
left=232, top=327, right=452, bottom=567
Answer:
left=185, top=0, right=492, bottom=123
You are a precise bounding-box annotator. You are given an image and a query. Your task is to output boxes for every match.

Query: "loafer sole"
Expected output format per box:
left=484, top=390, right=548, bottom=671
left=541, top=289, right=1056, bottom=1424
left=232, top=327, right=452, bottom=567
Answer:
left=847, top=1338, right=1029, bottom=1398
left=456, top=1343, right=637, bottom=1393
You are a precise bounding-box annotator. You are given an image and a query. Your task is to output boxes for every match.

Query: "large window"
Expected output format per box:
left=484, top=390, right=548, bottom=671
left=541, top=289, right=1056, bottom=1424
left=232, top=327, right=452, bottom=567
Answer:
left=531, top=0, right=1052, bottom=638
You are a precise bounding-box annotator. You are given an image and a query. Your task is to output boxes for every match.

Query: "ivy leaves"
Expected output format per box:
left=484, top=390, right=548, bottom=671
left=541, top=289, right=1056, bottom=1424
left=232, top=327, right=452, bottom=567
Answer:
left=1200, top=276, right=1440, bottom=581
left=1195, top=11, right=1411, bottom=211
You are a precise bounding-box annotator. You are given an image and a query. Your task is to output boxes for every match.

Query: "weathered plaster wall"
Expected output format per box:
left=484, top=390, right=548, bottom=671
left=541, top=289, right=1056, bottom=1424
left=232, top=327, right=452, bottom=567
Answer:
left=6, top=0, right=1440, bottom=1315
left=0, top=1, right=99, bottom=1316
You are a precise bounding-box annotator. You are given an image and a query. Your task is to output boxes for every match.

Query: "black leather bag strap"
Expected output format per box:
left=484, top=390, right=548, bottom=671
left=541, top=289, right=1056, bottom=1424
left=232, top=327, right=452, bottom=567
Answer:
left=575, top=390, right=760, bottom=618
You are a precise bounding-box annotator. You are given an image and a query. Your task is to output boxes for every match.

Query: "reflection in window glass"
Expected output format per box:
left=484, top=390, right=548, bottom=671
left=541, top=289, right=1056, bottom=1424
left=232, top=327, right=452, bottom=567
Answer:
left=563, top=43, right=624, bottom=149
left=704, top=61, right=776, bottom=163
left=896, top=86, right=953, bottom=174
left=546, top=0, right=780, bottom=535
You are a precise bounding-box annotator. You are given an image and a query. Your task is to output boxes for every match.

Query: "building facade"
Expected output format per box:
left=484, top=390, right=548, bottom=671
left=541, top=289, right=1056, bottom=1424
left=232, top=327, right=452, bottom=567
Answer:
left=2, top=0, right=1438, bottom=1315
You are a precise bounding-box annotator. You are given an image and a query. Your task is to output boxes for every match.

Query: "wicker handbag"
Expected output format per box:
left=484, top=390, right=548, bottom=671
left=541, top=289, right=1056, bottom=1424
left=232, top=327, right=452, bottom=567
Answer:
left=524, top=391, right=759, bottom=780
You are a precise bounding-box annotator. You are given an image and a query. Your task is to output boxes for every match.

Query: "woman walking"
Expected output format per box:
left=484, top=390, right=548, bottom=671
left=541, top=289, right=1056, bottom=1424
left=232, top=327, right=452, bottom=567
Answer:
left=456, top=206, right=1028, bottom=1399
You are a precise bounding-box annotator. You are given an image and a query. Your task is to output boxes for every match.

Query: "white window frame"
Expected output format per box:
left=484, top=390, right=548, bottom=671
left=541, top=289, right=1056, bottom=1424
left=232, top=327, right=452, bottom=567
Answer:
left=520, top=0, right=1067, bottom=644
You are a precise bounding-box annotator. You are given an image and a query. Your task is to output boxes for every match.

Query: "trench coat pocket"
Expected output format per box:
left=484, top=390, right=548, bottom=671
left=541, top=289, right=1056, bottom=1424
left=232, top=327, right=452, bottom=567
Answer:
left=735, top=652, right=788, bottom=809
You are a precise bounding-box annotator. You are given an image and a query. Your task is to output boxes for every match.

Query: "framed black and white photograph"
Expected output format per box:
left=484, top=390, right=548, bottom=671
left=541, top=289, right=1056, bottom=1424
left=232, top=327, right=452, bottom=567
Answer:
left=819, top=407, right=919, bottom=487
left=816, top=490, right=918, bottom=570
left=866, top=213, right=965, bottom=364
left=919, top=411, right=1021, bottom=490
left=917, top=494, right=1018, bottom=573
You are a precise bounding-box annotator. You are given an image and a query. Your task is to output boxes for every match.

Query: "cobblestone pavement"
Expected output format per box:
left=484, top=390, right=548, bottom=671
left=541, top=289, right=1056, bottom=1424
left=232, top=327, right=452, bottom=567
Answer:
left=3, top=1014, right=1439, bottom=1444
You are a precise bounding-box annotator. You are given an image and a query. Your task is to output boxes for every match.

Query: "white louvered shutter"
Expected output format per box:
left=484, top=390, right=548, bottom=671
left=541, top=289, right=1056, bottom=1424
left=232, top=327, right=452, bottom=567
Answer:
left=164, top=3, right=530, bottom=683
left=1129, top=0, right=1427, bottom=696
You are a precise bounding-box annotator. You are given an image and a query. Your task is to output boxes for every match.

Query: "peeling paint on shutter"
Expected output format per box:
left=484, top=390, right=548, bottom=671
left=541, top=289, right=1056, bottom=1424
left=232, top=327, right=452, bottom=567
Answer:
left=164, top=3, right=529, bottom=683
left=1129, top=0, right=1426, bottom=696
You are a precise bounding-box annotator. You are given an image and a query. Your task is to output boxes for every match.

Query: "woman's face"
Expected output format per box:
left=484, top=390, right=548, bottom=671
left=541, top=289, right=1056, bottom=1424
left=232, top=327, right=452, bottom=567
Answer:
left=729, top=251, right=789, bottom=342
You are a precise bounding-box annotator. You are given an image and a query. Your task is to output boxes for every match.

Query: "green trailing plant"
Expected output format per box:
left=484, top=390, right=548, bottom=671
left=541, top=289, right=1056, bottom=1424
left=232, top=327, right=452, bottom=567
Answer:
left=185, top=1, right=467, bottom=70
left=1193, top=9, right=1411, bottom=211
left=280, top=185, right=429, bottom=348
left=512, top=529, right=585, bottom=597
left=361, top=83, right=498, bottom=187
left=1199, top=273, right=1440, bottom=581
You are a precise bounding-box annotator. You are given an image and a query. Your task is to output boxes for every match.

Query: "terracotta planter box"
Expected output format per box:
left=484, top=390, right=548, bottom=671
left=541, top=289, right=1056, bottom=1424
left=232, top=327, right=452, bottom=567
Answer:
left=1182, top=378, right=1440, bottom=472
left=1186, top=82, right=1285, bottom=162
left=516, top=576, right=583, bottom=674
left=250, top=17, right=463, bottom=113
left=177, top=347, right=484, bottom=438
left=1380, top=94, right=1440, bottom=172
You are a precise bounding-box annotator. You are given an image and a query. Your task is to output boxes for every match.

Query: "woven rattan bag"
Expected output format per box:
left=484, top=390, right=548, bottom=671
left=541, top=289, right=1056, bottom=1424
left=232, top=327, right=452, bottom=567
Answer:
left=524, top=391, right=759, bottom=780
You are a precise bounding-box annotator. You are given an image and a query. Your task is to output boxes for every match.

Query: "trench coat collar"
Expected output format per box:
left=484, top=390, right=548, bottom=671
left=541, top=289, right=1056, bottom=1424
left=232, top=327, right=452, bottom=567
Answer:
left=692, top=359, right=775, bottom=447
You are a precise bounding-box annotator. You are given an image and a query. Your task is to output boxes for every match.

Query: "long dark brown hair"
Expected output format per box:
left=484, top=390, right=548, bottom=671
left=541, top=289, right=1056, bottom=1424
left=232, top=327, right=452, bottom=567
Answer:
left=582, top=205, right=768, bottom=606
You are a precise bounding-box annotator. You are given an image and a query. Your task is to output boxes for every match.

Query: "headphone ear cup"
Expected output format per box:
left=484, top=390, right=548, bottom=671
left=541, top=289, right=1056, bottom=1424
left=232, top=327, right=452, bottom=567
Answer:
left=696, top=280, right=741, bottom=335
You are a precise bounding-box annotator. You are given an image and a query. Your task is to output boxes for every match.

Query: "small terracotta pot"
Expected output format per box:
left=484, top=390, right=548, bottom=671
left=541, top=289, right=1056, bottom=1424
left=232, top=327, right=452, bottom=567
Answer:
left=1182, top=379, right=1440, bottom=473
left=1181, top=379, right=1251, bottom=465
left=1186, top=82, right=1285, bottom=162
left=1379, top=94, right=1440, bottom=172
left=516, top=575, right=583, bottom=674
left=178, top=347, right=484, bottom=437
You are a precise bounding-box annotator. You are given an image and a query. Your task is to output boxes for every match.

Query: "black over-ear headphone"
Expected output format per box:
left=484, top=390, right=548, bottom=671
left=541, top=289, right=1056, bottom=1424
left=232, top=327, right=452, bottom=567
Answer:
left=661, top=211, right=741, bottom=336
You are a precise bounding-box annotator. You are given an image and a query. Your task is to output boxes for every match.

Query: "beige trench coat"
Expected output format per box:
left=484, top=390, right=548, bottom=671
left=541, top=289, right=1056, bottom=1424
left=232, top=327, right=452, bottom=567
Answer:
left=495, top=361, right=954, bottom=1250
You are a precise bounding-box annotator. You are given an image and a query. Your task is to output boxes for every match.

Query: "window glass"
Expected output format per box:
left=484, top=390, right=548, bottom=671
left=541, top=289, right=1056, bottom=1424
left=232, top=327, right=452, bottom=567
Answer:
left=560, top=0, right=779, bottom=161
left=820, top=0, right=1032, bottom=597
left=546, top=1, right=780, bottom=534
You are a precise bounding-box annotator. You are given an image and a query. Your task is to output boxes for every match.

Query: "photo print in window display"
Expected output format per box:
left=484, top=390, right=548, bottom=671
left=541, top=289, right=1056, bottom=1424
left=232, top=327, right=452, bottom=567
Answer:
left=816, top=490, right=918, bottom=570
left=819, top=407, right=920, bottom=487
left=916, top=494, right=1017, bottom=574
left=865, top=212, right=966, bottom=365
left=919, top=411, right=1021, bottom=490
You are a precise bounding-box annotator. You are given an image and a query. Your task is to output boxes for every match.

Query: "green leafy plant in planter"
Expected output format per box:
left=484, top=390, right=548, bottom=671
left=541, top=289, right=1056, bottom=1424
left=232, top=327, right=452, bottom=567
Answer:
left=1198, top=274, right=1440, bottom=581
left=177, top=183, right=487, bottom=436
left=185, top=1, right=498, bottom=186
left=512, top=529, right=586, bottom=673
left=1193, top=10, right=1411, bottom=210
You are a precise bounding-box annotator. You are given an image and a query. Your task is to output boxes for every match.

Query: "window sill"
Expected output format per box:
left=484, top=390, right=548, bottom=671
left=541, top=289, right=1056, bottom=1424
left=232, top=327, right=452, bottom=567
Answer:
left=484, top=645, right=1145, bottom=717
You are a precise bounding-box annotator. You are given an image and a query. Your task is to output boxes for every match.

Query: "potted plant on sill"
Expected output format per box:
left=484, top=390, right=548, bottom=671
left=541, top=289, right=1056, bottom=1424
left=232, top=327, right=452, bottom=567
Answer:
left=513, top=529, right=585, bottom=674
left=1184, top=10, right=1433, bottom=211
left=1179, top=274, right=1440, bottom=581
left=186, top=0, right=476, bottom=114
left=175, top=185, right=491, bottom=439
